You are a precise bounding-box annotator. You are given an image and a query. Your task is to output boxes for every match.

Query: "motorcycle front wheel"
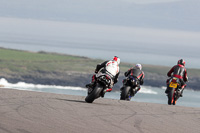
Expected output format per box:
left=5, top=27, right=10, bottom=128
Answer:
left=85, top=83, right=103, bottom=103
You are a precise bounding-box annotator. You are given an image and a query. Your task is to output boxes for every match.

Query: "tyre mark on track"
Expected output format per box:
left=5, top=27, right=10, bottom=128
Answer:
left=134, top=119, right=144, bottom=133
left=0, top=125, right=13, bottom=133
left=117, top=100, right=146, bottom=133
left=118, top=100, right=138, bottom=123
left=94, top=113, right=133, bottom=133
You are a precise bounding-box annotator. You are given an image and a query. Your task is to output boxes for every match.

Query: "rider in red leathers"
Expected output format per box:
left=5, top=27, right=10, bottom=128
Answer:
left=165, top=59, right=188, bottom=97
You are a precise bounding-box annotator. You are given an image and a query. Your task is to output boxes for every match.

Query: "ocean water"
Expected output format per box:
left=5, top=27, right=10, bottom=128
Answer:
left=0, top=78, right=199, bottom=108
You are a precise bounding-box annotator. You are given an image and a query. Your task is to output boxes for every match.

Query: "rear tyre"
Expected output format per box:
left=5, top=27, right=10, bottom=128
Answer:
left=173, top=92, right=179, bottom=105
left=168, top=88, right=175, bottom=105
left=173, top=100, right=176, bottom=105
left=120, top=86, right=131, bottom=101
left=85, top=84, right=103, bottom=103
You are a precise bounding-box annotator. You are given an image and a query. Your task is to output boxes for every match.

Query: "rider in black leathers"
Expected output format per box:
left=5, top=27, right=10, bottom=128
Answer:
left=122, top=64, right=145, bottom=93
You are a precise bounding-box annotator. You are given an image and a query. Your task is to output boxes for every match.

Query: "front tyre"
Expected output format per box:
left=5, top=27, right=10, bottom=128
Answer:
left=85, top=83, right=103, bottom=103
left=120, top=86, right=131, bottom=101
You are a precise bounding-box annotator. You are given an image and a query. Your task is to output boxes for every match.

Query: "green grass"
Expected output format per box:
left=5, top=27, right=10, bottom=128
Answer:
left=0, top=48, right=94, bottom=74
left=0, top=48, right=199, bottom=77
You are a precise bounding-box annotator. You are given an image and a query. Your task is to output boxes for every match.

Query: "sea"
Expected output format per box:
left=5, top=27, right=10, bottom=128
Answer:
left=0, top=17, right=200, bottom=108
left=0, top=78, right=200, bottom=108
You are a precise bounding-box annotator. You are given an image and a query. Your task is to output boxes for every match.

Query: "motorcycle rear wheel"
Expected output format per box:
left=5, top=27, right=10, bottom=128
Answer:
left=85, top=83, right=103, bottom=103
left=168, top=88, right=175, bottom=105
left=120, top=86, right=131, bottom=101
left=173, top=100, right=176, bottom=105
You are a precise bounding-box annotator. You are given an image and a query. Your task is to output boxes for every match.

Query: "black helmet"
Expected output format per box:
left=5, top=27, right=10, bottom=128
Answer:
left=177, top=59, right=185, bottom=66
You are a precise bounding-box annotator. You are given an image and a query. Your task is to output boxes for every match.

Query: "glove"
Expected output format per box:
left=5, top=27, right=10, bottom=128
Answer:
left=124, top=72, right=127, bottom=77
left=186, top=76, right=189, bottom=82
left=95, top=70, right=98, bottom=73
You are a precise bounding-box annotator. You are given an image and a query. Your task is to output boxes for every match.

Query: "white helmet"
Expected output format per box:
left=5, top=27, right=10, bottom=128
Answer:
left=135, top=64, right=142, bottom=70
left=113, top=56, right=120, bottom=65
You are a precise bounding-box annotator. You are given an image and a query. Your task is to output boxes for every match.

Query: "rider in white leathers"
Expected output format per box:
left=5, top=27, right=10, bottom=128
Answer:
left=86, top=56, right=120, bottom=91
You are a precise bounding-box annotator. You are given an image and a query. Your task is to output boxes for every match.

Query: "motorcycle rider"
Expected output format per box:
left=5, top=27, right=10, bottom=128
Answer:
left=165, top=59, right=188, bottom=97
left=86, top=56, right=120, bottom=92
left=121, top=64, right=145, bottom=93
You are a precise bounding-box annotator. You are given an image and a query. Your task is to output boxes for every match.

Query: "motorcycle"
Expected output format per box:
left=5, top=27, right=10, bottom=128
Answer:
left=85, top=72, right=113, bottom=103
left=120, top=76, right=139, bottom=101
left=166, top=77, right=182, bottom=105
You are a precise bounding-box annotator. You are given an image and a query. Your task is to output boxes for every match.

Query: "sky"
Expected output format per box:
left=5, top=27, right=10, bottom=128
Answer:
left=0, top=0, right=200, bottom=32
left=0, top=0, right=200, bottom=31
left=121, top=0, right=182, bottom=4
left=0, top=0, right=199, bottom=68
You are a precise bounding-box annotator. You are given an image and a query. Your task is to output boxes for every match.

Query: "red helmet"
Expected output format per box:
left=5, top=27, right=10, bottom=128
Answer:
left=113, top=56, right=120, bottom=64
left=177, top=59, right=185, bottom=66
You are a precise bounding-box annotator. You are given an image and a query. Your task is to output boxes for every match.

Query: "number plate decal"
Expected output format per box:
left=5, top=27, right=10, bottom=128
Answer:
left=169, top=82, right=178, bottom=88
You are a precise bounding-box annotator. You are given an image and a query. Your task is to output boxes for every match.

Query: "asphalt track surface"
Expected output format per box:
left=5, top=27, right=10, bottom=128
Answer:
left=0, top=88, right=200, bottom=133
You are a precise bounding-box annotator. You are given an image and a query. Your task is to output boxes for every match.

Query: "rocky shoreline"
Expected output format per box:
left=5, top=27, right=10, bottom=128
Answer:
left=0, top=71, right=199, bottom=91
left=0, top=48, right=199, bottom=91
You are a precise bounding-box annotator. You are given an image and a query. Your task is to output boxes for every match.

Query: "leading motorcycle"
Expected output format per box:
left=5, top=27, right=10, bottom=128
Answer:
left=120, top=76, right=139, bottom=101
left=85, top=72, right=113, bottom=103
left=166, top=77, right=182, bottom=105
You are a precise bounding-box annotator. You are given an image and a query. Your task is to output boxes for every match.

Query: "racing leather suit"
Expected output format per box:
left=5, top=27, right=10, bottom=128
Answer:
left=123, top=67, right=145, bottom=91
left=87, top=60, right=120, bottom=89
left=167, top=64, right=188, bottom=87
left=166, top=64, right=188, bottom=95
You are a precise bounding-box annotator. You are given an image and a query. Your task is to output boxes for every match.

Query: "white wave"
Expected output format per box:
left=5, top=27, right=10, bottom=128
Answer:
left=0, top=78, right=86, bottom=91
left=0, top=78, right=158, bottom=94
left=139, top=86, right=158, bottom=94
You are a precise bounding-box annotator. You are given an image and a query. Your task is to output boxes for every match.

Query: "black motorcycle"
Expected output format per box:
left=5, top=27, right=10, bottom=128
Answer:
left=166, top=77, right=182, bottom=105
left=120, top=76, right=139, bottom=101
left=85, top=73, right=113, bottom=103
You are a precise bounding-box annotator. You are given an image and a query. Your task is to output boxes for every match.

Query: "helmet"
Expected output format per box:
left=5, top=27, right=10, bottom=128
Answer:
left=135, top=64, right=142, bottom=70
left=113, top=56, right=120, bottom=65
left=177, top=59, right=185, bottom=66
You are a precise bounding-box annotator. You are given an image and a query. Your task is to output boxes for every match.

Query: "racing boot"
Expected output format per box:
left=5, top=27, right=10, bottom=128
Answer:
left=165, top=87, right=170, bottom=94
left=180, top=92, right=183, bottom=97
left=101, top=91, right=106, bottom=98
left=120, top=87, right=124, bottom=92
left=179, top=87, right=185, bottom=97
left=106, top=88, right=112, bottom=92
left=177, top=88, right=183, bottom=97
left=135, top=87, right=141, bottom=94
left=85, top=82, right=95, bottom=88
left=101, top=88, right=112, bottom=98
